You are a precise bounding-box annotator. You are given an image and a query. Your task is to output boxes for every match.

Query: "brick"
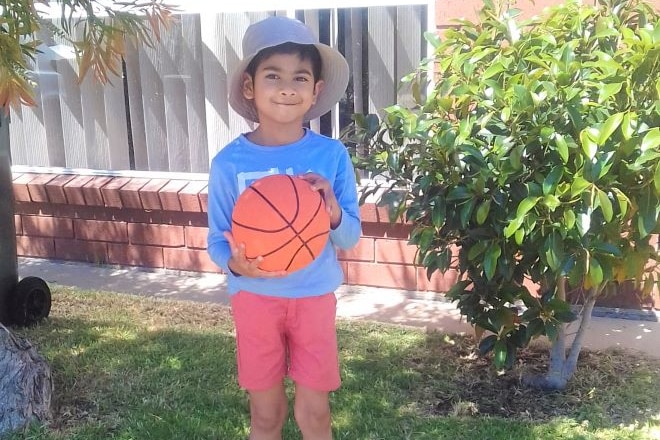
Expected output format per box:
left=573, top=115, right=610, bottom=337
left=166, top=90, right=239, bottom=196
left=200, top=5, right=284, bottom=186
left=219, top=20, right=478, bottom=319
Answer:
left=100, top=177, right=132, bottom=208
left=107, top=243, right=164, bottom=268
left=199, top=186, right=209, bottom=213
left=128, top=223, right=185, bottom=247
left=119, top=178, right=149, bottom=209
left=158, top=180, right=188, bottom=211
left=163, top=248, right=221, bottom=273
left=361, top=222, right=412, bottom=239
left=185, top=226, right=209, bottom=249
left=14, top=215, right=22, bottom=235
left=82, top=176, right=114, bottom=206
left=337, top=238, right=374, bottom=262
left=74, top=219, right=128, bottom=242
left=22, top=216, right=74, bottom=238
left=139, top=179, right=169, bottom=210
left=178, top=181, right=207, bottom=212
left=63, top=175, right=94, bottom=206
left=359, top=203, right=392, bottom=224
left=12, top=173, right=38, bottom=202
left=45, top=175, right=76, bottom=204
left=27, top=174, right=57, bottom=203
left=345, top=262, right=417, bottom=291
left=375, top=238, right=418, bottom=264
left=55, top=239, right=108, bottom=264
left=16, top=236, right=55, bottom=258
left=417, top=267, right=460, bottom=292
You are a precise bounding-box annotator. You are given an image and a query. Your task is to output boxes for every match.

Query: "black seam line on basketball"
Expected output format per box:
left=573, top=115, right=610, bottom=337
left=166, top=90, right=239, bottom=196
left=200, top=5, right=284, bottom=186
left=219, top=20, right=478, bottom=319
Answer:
left=254, top=198, right=325, bottom=260
left=284, top=231, right=329, bottom=271
left=247, top=175, right=301, bottom=234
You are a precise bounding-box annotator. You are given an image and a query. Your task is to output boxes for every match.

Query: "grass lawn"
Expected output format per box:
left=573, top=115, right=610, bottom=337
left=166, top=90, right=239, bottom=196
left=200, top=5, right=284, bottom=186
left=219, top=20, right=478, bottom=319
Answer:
left=4, top=286, right=659, bottom=440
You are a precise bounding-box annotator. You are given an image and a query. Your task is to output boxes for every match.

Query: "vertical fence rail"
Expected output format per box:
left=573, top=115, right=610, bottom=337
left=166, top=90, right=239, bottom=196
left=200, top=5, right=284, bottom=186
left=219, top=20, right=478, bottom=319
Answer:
left=9, top=5, right=430, bottom=173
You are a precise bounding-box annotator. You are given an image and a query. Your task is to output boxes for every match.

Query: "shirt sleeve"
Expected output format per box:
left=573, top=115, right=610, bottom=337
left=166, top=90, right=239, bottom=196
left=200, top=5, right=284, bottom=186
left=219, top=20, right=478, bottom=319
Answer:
left=328, top=145, right=362, bottom=250
left=206, top=156, right=234, bottom=273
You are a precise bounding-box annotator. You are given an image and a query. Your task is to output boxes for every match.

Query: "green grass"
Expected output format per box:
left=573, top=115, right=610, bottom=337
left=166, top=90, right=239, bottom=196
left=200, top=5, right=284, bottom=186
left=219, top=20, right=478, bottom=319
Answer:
left=4, top=286, right=659, bottom=440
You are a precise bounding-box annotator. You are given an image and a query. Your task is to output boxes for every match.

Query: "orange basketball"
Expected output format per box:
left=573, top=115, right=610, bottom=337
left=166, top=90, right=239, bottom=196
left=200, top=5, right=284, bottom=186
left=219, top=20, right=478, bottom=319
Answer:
left=231, top=174, right=330, bottom=273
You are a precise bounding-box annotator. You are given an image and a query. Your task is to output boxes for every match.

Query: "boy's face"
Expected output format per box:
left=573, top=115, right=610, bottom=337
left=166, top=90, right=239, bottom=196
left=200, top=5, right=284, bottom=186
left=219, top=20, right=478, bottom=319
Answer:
left=242, top=52, right=324, bottom=126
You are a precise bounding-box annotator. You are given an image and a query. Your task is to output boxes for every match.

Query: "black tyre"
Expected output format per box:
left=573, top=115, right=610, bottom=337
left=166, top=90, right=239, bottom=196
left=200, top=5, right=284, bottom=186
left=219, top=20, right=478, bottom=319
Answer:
left=10, top=276, right=51, bottom=326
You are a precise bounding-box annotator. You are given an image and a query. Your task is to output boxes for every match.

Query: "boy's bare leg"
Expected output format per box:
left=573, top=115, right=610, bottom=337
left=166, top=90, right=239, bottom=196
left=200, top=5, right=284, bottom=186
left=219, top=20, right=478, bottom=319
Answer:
left=294, top=384, right=332, bottom=440
left=248, top=382, right=288, bottom=440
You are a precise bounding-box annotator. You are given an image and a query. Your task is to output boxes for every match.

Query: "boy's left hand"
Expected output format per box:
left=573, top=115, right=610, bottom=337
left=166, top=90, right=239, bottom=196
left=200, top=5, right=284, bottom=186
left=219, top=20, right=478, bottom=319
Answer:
left=298, top=172, right=342, bottom=229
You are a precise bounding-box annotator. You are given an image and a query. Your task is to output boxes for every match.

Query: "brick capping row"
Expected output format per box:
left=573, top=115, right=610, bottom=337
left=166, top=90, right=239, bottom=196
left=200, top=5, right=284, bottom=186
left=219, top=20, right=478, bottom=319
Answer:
left=12, top=171, right=659, bottom=310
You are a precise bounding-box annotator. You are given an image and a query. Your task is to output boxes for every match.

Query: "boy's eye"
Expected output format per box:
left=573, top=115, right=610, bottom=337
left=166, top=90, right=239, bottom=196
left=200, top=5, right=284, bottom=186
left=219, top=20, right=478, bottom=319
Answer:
left=296, top=76, right=310, bottom=82
left=265, top=73, right=279, bottom=80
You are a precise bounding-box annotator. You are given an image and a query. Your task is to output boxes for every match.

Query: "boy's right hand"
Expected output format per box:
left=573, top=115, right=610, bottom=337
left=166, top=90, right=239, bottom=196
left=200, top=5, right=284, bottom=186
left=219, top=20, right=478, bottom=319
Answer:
left=224, top=231, right=287, bottom=278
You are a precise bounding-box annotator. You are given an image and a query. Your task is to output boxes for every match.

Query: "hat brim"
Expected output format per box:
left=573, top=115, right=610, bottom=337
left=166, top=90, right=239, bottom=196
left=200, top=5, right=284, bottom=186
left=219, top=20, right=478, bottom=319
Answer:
left=228, top=43, right=349, bottom=123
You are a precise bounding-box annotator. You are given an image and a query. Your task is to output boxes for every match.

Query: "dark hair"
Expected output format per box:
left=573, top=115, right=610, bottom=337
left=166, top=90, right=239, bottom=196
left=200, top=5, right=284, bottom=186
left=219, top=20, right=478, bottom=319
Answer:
left=245, top=42, right=322, bottom=82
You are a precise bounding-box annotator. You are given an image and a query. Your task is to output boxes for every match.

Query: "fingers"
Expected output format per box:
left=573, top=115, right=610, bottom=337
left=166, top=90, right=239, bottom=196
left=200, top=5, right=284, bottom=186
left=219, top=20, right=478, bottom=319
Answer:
left=224, top=231, right=286, bottom=278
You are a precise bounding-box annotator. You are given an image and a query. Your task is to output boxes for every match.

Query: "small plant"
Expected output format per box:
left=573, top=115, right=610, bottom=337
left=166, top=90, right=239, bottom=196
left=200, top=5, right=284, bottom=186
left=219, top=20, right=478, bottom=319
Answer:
left=348, top=0, right=660, bottom=389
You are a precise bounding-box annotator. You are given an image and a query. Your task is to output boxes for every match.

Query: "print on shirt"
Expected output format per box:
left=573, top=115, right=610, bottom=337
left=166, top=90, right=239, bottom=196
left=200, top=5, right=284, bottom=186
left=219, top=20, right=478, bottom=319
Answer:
left=236, top=167, right=294, bottom=194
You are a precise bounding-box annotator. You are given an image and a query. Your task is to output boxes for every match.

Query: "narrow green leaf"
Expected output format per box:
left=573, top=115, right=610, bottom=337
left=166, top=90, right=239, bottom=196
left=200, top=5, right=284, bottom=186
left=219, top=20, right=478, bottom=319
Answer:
left=555, top=133, right=569, bottom=164
left=468, top=240, right=489, bottom=261
left=621, top=112, right=636, bottom=140
left=598, top=82, right=622, bottom=104
left=612, top=188, right=629, bottom=217
left=494, top=339, right=507, bottom=369
left=476, top=199, right=491, bottom=225
left=484, top=243, right=502, bottom=280
left=563, top=209, right=576, bottom=230
left=641, top=128, right=660, bottom=151
left=577, top=212, right=591, bottom=236
left=514, top=228, right=525, bottom=245
left=570, top=177, right=591, bottom=197
left=543, top=166, right=563, bottom=195
left=516, top=196, right=541, bottom=217
left=597, top=112, right=623, bottom=146
left=654, top=162, right=660, bottom=194
left=432, top=201, right=446, bottom=227
left=504, top=216, right=524, bottom=238
left=597, top=189, right=613, bottom=222
left=580, top=128, right=598, bottom=159
left=589, top=257, right=604, bottom=286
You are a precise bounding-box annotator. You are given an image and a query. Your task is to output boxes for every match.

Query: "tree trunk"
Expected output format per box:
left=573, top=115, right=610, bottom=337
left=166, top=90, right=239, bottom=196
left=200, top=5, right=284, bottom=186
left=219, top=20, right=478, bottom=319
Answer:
left=0, top=110, right=18, bottom=325
left=524, top=281, right=602, bottom=391
left=0, top=324, right=52, bottom=435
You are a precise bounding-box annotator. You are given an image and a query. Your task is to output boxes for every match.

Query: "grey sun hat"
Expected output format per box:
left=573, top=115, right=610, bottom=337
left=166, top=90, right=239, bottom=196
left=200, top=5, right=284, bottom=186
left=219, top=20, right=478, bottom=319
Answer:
left=228, top=16, right=350, bottom=123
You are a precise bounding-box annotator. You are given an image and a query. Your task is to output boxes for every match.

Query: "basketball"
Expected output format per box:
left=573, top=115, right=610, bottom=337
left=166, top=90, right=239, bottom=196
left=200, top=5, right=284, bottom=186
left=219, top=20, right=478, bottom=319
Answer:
left=231, top=174, right=330, bottom=273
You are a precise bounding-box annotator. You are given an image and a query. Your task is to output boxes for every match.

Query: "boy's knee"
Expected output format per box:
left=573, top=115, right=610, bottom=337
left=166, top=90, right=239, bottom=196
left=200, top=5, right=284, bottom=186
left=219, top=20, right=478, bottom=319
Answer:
left=251, top=405, right=287, bottom=432
left=294, top=399, right=331, bottom=432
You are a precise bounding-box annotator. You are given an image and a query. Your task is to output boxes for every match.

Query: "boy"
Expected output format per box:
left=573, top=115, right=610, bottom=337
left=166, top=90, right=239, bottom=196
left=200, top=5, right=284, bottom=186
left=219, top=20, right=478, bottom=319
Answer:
left=207, top=16, right=362, bottom=440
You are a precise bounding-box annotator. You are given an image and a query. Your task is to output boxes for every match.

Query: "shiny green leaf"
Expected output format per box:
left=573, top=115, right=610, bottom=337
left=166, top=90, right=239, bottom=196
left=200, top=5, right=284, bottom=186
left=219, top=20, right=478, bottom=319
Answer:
left=641, top=128, right=660, bottom=151
left=580, top=128, right=598, bottom=159
left=597, top=112, right=623, bottom=145
left=516, top=196, right=541, bottom=217
left=588, top=256, right=604, bottom=286
left=597, top=189, right=613, bottom=222
left=555, top=133, right=569, bottom=164
left=563, top=209, right=576, bottom=229
left=476, top=199, right=491, bottom=225
left=484, top=243, right=502, bottom=280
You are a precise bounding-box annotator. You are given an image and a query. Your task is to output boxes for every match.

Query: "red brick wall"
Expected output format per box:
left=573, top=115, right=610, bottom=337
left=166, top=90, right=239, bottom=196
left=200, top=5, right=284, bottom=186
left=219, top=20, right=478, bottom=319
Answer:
left=12, top=172, right=659, bottom=310
left=12, top=172, right=460, bottom=292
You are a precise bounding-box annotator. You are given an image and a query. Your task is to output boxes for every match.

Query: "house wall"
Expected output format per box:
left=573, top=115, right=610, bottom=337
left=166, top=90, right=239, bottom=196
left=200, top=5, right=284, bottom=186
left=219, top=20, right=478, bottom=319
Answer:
left=13, top=0, right=660, bottom=310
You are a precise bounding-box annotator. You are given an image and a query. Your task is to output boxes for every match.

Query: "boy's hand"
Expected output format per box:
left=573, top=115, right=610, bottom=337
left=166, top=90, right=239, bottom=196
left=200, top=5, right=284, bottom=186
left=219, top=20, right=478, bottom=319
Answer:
left=298, top=173, right=342, bottom=229
left=224, top=231, right=287, bottom=278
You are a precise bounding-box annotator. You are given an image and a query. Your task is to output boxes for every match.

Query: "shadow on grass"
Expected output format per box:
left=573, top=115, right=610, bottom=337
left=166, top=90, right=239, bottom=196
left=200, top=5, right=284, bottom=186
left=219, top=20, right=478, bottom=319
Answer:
left=5, top=302, right=659, bottom=440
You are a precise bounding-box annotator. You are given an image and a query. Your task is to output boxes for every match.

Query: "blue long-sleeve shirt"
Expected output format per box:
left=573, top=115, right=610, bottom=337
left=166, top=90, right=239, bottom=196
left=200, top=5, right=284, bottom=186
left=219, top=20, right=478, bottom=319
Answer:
left=207, top=129, right=362, bottom=297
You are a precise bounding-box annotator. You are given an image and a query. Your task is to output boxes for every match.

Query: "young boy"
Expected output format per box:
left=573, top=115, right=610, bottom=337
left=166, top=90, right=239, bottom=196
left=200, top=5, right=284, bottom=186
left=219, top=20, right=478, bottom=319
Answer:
left=207, top=16, right=361, bottom=440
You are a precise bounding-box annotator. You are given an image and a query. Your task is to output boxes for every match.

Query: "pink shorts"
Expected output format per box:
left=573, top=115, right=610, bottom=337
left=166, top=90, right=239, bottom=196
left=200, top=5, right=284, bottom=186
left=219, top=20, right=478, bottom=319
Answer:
left=230, top=290, right=340, bottom=392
